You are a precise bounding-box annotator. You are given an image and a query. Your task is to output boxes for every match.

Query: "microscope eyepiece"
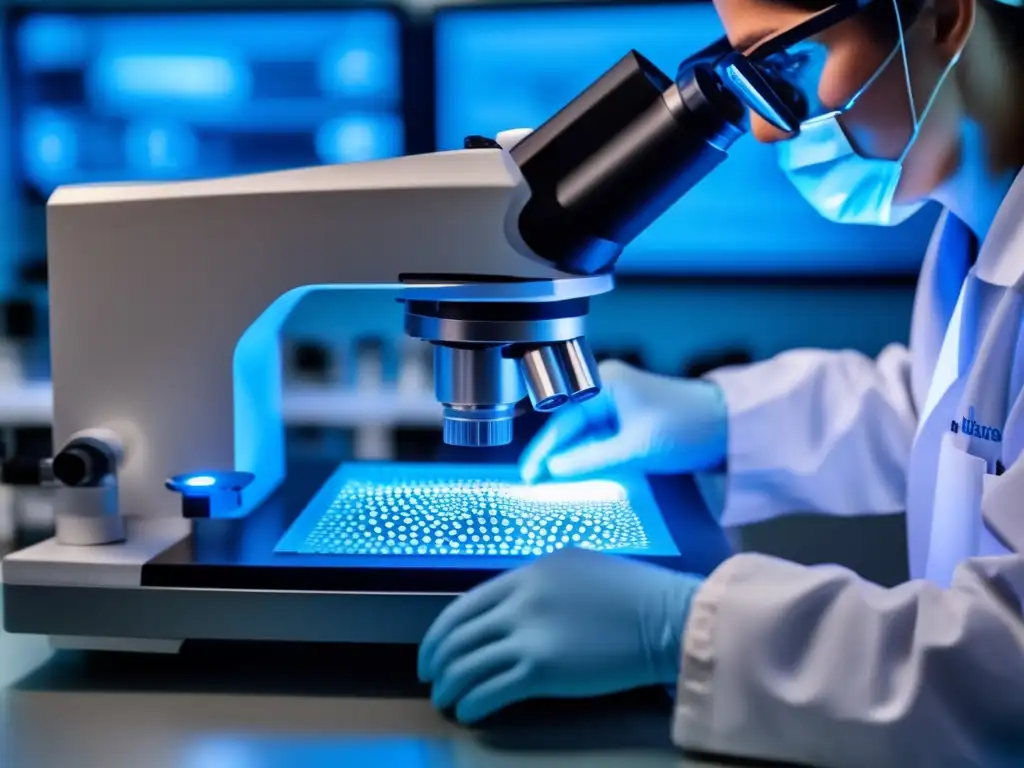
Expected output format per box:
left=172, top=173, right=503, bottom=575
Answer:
left=509, top=51, right=746, bottom=276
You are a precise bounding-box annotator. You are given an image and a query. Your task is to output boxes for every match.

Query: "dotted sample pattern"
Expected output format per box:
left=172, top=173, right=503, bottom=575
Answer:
left=294, top=476, right=653, bottom=556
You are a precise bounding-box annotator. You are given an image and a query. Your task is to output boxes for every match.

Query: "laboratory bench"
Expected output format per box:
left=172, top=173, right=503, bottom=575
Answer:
left=0, top=584, right=788, bottom=768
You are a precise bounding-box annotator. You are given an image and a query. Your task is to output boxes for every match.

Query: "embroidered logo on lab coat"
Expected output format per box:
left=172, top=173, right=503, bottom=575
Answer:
left=951, top=407, right=1003, bottom=442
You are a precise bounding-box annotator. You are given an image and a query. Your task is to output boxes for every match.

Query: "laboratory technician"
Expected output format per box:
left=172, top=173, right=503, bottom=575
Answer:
left=418, top=0, right=1024, bottom=765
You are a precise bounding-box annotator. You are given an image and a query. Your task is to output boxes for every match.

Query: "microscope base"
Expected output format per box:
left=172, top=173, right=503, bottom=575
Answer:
left=2, top=459, right=724, bottom=652
left=3, top=582, right=453, bottom=649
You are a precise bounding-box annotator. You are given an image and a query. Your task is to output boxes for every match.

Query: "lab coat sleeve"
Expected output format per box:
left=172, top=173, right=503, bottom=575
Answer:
left=705, top=343, right=917, bottom=526
left=672, top=551, right=1024, bottom=768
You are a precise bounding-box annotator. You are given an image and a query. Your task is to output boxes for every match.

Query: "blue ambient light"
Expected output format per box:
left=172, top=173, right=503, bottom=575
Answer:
left=184, top=475, right=217, bottom=488
left=14, top=10, right=404, bottom=194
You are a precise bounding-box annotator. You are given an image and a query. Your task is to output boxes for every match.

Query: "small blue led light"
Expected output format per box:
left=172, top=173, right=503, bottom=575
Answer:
left=165, top=471, right=254, bottom=495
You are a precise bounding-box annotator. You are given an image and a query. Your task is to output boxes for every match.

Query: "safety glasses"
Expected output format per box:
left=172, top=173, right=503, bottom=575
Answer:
left=678, top=0, right=911, bottom=133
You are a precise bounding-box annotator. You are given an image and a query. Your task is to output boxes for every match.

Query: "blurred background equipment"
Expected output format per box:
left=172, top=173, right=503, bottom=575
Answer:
left=7, top=6, right=421, bottom=269
left=0, top=0, right=914, bottom=586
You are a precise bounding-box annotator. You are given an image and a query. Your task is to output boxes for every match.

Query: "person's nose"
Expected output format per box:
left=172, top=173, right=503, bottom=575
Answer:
left=750, top=112, right=796, bottom=144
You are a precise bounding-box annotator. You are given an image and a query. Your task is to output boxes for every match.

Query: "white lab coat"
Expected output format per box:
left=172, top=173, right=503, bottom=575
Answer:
left=672, top=169, right=1024, bottom=767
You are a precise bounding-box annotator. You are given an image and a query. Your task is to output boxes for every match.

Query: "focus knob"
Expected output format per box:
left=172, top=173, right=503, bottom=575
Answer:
left=52, top=444, right=110, bottom=487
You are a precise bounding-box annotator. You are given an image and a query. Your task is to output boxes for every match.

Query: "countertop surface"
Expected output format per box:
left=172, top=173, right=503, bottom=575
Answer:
left=0, top=584, right=760, bottom=768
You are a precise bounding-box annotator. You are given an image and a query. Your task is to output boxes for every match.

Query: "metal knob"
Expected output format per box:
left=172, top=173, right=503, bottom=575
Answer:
left=52, top=445, right=108, bottom=487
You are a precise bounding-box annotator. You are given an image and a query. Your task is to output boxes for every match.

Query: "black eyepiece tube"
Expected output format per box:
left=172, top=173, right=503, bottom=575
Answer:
left=509, top=51, right=747, bottom=276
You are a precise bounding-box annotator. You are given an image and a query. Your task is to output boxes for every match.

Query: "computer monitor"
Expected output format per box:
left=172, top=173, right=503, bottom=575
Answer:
left=8, top=7, right=408, bottom=200
left=434, top=3, right=938, bottom=277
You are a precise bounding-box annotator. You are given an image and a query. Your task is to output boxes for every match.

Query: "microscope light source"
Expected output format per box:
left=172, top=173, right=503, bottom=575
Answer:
left=165, top=471, right=256, bottom=518
left=166, top=471, right=253, bottom=495
left=275, top=463, right=679, bottom=559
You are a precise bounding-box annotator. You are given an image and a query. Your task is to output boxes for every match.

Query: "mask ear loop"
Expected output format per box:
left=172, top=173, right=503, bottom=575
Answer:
left=827, top=36, right=900, bottom=120
left=893, top=0, right=973, bottom=163
left=892, top=0, right=920, bottom=131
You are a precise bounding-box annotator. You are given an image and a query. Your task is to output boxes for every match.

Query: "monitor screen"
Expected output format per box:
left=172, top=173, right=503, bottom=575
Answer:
left=435, top=4, right=937, bottom=276
left=9, top=9, right=405, bottom=198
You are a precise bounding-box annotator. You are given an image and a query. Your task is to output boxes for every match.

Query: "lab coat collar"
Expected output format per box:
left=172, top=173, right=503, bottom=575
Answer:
left=974, top=167, right=1024, bottom=288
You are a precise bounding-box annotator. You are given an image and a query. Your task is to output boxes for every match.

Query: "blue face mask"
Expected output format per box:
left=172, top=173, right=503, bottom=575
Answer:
left=777, top=7, right=964, bottom=227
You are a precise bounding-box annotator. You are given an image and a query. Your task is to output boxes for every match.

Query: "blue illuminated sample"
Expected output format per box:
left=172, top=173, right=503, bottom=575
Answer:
left=434, top=5, right=937, bottom=275
left=275, top=463, right=679, bottom=558
left=13, top=10, right=404, bottom=195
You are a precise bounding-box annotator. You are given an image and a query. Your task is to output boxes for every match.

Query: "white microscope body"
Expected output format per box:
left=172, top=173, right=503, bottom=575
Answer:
left=43, top=144, right=607, bottom=542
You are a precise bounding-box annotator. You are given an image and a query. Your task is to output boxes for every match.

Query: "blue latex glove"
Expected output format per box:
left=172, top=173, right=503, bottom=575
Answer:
left=520, top=360, right=728, bottom=484
left=418, top=547, right=704, bottom=724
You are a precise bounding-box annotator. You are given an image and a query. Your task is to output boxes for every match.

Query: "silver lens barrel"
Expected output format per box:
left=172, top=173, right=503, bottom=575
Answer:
left=433, top=345, right=525, bottom=447
left=518, top=337, right=600, bottom=411
left=519, top=346, right=570, bottom=412
left=555, top=338, right=600, bottom=403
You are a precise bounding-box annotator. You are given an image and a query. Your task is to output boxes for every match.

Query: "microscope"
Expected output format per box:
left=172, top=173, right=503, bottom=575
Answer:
left=2, top=50, right=746, bottom=651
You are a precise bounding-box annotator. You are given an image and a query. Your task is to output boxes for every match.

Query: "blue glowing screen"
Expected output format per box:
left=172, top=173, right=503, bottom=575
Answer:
left=435, top=5, right=938, bottom=275
left=275, top=462, right=679, bottom=561
left=12, top=11, right=404, bottom=195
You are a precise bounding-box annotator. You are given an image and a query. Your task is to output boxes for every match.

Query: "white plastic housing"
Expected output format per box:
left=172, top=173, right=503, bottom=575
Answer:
left=46, top=149, right=612, bottom=524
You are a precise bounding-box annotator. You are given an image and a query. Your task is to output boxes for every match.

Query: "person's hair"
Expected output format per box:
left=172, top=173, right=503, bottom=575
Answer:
left=982, top=0, right=1024, bottom=58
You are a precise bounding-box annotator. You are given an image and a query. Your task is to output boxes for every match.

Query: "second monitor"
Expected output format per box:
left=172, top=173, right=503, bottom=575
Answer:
left=9, top=8, right=409, bottom=198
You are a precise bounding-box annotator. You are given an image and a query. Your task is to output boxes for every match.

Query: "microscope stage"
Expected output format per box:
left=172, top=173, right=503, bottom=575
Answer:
left=3, top=460, right=697, bottom=650
left=276, top=462, right=679, bottom=563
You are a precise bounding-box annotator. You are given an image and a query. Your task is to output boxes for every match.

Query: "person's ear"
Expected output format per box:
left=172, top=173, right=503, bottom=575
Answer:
left=931, top=0, right=975, bottom=59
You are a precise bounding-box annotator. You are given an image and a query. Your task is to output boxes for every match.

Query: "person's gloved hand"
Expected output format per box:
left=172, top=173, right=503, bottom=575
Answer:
left=418, top=547, right=703, bottom=724
left=520, top=360, right=728, bottom=483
